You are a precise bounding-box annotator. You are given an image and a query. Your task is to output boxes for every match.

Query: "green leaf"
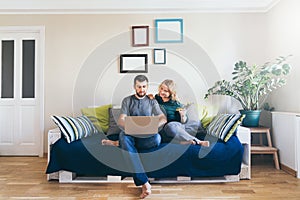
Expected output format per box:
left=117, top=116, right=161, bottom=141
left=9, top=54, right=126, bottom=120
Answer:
left=272, top=68, right=281, bottom=76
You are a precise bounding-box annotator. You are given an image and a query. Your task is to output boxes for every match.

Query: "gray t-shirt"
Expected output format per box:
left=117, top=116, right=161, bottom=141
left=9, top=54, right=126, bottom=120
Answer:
left=121, top=95, right=163, bottom=116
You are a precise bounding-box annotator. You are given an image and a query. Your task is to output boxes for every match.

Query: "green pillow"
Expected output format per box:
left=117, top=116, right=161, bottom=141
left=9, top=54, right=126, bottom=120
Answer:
left=201, top=116, right=214, bottom=129
left=81, top=104, right=112, bottom=133
left=206, top=114, right=245, bottom=142
left=198, top=105, right=214, bottom=128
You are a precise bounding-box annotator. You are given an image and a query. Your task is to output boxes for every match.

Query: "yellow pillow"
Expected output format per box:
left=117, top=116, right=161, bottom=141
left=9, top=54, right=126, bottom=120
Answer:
left=197, top=105, right=215, bottom=128
left=81, top=104, right=112, bottom=133
left=201, top=116, right=214, bottom=129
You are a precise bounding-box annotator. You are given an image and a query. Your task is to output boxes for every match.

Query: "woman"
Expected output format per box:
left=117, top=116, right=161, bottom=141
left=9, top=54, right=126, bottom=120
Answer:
left=102, top=79, right=209, bottom=147
left=154, top=79, right=209, bottom=146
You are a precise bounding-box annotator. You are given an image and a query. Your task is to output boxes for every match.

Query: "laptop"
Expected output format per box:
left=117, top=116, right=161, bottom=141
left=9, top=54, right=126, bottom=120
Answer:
left=124, top=116, right=160, bottom=136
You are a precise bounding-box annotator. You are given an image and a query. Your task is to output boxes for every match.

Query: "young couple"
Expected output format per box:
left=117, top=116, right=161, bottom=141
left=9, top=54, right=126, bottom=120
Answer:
left=102, top=75, right=209, bottom=199
left=102, top=77, right=209, bottom=147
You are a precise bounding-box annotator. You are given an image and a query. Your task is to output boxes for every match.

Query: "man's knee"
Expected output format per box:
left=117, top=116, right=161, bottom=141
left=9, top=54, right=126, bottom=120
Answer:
left=119, top=132, right=134, bottom=149
left=154, top=134, right=161, bottom=145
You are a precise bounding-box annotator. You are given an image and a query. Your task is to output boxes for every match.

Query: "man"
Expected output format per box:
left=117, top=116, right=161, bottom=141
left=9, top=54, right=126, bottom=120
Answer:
left=118, top=75, right=167, bottom=199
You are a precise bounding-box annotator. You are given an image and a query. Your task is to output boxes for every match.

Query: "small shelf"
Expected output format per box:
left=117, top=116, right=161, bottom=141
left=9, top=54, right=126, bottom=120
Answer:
left=251, top=146, right=278, bottom=154
left=249, top=127, right=280, bottom=170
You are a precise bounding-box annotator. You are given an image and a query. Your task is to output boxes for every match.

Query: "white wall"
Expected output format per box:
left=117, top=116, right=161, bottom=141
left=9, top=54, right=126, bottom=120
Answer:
left=266, top=0, right=300, bottom=112
left=0, top=13, right=267, bottom=152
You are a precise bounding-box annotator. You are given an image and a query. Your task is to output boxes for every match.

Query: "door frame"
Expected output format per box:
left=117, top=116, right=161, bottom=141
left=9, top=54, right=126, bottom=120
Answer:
left=0, top=26, right=45, bottom=157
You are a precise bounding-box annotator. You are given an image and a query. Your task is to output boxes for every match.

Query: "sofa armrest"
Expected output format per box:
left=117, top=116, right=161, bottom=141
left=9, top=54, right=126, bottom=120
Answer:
left=236, top=126, right=251, bottom=179
left=47, top=128, right=61, bottom=181
left=48, top=128, right=61, bottom=145
left=236, top=126, right=251, bottom=144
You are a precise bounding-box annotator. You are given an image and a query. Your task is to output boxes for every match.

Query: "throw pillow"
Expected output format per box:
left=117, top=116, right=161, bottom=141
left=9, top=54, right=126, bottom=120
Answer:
left=185, top=103, right=198, bottom=122
left=81, top=104, right=112, bottom=133
left=51, top=115, right=97, bottom=143
left=201, top=116, right=214, bottom=129
left=106, top=108, right=122, bottom=136
left=206, top=114, right=245, bottom=142
left=198, top=105, right=216, bottom=128
left=184, top=103, right=202, bottom=135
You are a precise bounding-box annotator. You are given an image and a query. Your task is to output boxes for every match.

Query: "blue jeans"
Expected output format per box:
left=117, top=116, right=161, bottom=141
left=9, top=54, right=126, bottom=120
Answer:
left=118, top=131, right=161, bottom=186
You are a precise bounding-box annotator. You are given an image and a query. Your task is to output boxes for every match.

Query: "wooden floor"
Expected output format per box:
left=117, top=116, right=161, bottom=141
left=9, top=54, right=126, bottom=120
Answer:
left=0, top=155, right=300, bottom=200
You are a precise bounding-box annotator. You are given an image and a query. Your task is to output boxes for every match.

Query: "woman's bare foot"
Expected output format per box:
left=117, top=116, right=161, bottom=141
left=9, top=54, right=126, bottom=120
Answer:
left=180, top=140, right=196, bottom=145
left=179, top=139, right=209, bottom=147
left=101, top=139, right=119, bottom=146
left=181, top=139, right=210, bottom=147
left=140, top=182, right=151, bottom=199
left=198, top=140, right=210, bottom=147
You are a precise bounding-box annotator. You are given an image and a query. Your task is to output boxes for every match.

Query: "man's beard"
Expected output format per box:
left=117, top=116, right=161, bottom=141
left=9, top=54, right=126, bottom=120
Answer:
left=136, top=92, right=146, bottom=98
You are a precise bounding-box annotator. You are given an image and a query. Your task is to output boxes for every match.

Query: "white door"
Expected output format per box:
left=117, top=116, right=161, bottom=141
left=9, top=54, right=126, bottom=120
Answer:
left=0, top=27, right=44, bottom=156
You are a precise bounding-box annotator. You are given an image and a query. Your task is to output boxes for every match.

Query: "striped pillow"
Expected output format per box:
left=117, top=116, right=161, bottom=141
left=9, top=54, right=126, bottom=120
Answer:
left=51, top=115, right=97, bottom=143
left=206, top=114, right=245, bottom=142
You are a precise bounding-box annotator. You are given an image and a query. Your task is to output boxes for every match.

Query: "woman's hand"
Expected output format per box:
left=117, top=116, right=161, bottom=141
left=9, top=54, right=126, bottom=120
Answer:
left=178, top=108, right=187, bottom=123
left=148, top=94, right=154, bottom=99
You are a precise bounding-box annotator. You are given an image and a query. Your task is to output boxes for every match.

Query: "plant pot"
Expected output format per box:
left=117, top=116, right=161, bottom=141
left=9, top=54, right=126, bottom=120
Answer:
left=239, top=110, right=261, bottom=127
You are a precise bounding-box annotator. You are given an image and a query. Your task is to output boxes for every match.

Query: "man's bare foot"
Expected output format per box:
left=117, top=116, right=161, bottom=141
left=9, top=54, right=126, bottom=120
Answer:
left=101, top=139, right=119, bottom=146
left=140, top=182, right=151, bottom=199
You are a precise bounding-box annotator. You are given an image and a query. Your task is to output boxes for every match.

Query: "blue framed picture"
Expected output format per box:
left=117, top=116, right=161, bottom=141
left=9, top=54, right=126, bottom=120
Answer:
left=155, top=18, right=183, bottom=43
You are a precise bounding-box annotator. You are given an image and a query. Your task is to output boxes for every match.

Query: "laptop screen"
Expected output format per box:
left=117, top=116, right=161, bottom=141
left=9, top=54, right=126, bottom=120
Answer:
left=124, top=116, right=159, bottom=135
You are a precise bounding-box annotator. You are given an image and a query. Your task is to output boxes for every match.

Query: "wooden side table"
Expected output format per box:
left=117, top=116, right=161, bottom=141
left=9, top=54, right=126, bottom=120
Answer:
left=250, top=126, right=280, bottom=169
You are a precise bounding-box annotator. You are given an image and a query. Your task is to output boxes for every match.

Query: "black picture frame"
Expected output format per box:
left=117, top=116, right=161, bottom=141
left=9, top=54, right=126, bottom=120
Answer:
left=120, top=54, right=148, bottom=73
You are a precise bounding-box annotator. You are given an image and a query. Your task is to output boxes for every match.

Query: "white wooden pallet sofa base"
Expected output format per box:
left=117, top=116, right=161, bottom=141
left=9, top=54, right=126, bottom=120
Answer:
left=47, top=126, right=251, bottom=183
left=53, top=171, right=240, bottom=184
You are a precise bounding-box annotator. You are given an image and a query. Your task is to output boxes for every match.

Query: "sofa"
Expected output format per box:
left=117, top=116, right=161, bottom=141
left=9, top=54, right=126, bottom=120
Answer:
left=46, top=105, right=251, bottom=183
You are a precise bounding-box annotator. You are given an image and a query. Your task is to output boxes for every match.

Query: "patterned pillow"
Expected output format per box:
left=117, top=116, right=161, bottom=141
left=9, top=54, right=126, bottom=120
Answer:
left=206, top=114, right=245, bottom=142
left=51, top=115, right=97, bottom=143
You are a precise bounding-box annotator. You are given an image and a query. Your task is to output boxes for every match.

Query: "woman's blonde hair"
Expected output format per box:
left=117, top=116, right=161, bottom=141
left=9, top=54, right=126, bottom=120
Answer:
left=159, top=79, right=178, bottom=101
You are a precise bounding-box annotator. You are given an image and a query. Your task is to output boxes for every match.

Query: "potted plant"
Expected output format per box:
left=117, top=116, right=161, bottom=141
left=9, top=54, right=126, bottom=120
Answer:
left=204, top=56, right=291, bottom=127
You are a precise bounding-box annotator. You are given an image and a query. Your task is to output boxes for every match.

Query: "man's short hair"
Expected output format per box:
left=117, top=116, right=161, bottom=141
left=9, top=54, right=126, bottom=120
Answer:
left=134, top=75, right=148, bottom=85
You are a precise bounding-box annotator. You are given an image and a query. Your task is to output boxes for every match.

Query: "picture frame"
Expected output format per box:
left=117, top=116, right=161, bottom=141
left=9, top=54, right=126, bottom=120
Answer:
left=120, top=54, right=148, bottom=73
left=155, top=18, right=183, bottom=43
left=132, top=26, right=149, bottom=47
left=153, top=48, right=166, bottom=64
